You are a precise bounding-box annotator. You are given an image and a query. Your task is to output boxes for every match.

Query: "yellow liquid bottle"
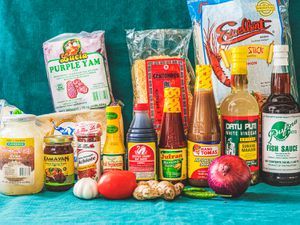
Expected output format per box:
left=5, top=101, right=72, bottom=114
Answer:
left=103, top=105, right=125, bottom=172
left=220, top=46, right=260, bottom=184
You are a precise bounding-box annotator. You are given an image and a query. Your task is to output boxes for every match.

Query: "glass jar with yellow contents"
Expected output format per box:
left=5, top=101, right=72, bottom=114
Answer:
left=44, top=135, right=74, bottom=191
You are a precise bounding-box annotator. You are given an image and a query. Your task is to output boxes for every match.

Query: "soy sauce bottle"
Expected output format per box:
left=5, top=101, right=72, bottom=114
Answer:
left=127, top=104, right=158, bottom=181
left=262, top=45, right=300, bottom=186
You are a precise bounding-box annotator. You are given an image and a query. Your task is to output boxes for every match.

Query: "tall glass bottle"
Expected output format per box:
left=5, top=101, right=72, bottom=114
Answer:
left=188, top=65, right=221, bottom=187
left=262, top=45, right=300, bottom=186
left=220, top=46, right=260, bottom=185
left=159, top=87, right=187, bottom=182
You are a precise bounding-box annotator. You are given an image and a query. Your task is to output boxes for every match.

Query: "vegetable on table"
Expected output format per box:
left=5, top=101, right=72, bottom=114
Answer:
left=98, top=171, right=137, bottom=200
left=207, top=155, right=251, bottom=198
left=73, top=178, right=98, bottom=200
left=182, top=187, right=231, bottom=199
left=133, top=180, right=184, bottom=201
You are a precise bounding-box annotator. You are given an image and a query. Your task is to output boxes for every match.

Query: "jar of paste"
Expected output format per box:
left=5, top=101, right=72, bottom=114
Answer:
left=44, top=135, right=74, bottom=191
left=0, top=114, right=44, bottom=195
left=75, top=122, right=101, bottom=181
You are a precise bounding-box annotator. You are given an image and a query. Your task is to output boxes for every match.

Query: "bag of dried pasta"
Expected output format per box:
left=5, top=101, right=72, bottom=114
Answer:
left=126, top=29, right=195, bottom=133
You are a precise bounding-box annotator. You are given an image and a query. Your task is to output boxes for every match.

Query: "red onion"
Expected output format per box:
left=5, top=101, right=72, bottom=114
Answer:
left=207, top=155, right=251, bottom=198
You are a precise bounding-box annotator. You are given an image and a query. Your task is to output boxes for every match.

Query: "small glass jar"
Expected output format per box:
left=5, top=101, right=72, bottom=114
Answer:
left=44, top=135, right=74, bottom=191
left=0, top=114, right=44, bottom=195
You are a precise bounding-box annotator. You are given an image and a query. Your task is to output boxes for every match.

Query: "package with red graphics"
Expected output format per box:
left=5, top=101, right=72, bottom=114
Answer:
left=187, top=0, right=298, bottom=108
left=43, top=31, right=114, bottom=112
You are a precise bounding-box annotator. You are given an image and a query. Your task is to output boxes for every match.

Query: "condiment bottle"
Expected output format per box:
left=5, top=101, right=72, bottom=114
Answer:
left=188, top=65, right=221, bottom=187
left=159, top=87, right=187, bottom=182
left=220, top=46, right=260, bottom=185
left=75, top=122, right=102, bottom=181
left=0, top=114, right=44, bottom=195
left=127, top=103, right=158, bottom=180
left=44, top=135, right=74, bottom=191
left=262, top=45, right=300, bottom=186
left=103, top=105, right=125, bottom=172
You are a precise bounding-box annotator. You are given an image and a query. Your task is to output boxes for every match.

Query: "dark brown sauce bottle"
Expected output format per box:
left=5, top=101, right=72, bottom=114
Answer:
left=262, top=45, right=300, bottom=186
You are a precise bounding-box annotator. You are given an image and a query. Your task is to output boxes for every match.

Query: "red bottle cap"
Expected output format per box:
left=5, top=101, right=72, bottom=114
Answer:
left=134, top=103, right=149, bottom=111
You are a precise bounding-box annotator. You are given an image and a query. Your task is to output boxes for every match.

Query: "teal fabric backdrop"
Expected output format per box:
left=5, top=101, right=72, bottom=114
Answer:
left=0, top=0, right=299, bottom=130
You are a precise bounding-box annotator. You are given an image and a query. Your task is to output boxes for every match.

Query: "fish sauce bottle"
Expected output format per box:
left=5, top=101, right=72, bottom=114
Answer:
left=220, top=46, right=260, bottom=185
left=188, top=65, right=221, bottom=187
left=103, top=105, right=125, bottom=172
left=127, top=103, right=158, bottom=181
left=262, top=45, right=300, bottom=186
left=159, top=87, right=187, bottom=183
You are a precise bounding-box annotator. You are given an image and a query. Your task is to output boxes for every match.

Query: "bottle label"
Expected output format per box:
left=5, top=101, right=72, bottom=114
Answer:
left=103, top=154, right=124, bottom=171
left=145, top=58, right=189, bottom=131
left=77, top=141, right=101, bottom=180
left=187, top=141, right=221, bottom=180
left=0, top=138, right=35, bottom=186
left=128, top=142, right=156, bottom=180
left=222, top=115, right=259, bottom=173
left=159, top=148, right=187, bottom=181
left=262, top=113, right=300, bottom=173
left=44, top=153, right=74, bottom=186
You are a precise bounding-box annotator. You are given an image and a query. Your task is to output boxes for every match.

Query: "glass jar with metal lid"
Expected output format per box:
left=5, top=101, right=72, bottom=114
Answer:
left=0, top=114, right=44, bottom=195
left=44, top=135, right=74, bottom=191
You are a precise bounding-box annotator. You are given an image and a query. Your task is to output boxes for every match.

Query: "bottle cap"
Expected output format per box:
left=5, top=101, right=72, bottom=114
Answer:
left=134, top=103, right=149, bottom=111
left=231, top=46, right=248, bottom=75
left=164, top=87, right=180, bottom=98
left=273, top=45, right=289, bottom=66
left=195, top=65, right=212, bottom=89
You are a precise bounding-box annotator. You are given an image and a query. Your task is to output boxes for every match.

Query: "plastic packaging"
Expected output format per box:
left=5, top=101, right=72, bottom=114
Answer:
left=187, top=0, right=299, bottom=108
left=43, top=31, right=114, bottom=112
left=126, top=29, right=195, bottom=133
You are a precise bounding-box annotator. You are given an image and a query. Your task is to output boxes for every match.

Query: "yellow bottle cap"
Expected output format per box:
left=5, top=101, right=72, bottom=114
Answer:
left=163, top=87, right=181, bottom=113
left=231, top=46, right=248, bottom=75
left=195, top=65, right=212, bottom=89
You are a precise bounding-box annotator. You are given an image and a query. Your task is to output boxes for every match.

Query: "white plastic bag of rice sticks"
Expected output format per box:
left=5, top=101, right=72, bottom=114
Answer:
left=187, top=0, right=298, bottom=108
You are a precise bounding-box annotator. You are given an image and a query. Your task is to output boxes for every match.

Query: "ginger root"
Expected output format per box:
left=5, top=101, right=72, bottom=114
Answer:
left=133, top=180, right=184, bottom=201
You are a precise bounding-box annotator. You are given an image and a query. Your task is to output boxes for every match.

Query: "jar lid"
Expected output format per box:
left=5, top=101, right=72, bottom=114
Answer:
left=2, top=114, right=36, bottom=122
left=44, top=135, right=73, bottom=144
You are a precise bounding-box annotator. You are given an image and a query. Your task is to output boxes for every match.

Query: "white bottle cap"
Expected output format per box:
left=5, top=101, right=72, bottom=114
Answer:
left=273, top=45, right=289, bottom=66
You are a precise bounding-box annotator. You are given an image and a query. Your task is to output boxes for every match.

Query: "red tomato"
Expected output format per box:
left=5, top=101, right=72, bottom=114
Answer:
left=98, top=171, right=137, bottom=200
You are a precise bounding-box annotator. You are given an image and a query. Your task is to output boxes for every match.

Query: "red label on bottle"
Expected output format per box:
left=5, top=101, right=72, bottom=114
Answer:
left=128, top=142, right=156, bottom=180
left=145, top=58, right=189, bottom=131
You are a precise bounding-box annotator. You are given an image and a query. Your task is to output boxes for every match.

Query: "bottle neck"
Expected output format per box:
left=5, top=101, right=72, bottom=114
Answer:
left=106, top=120, right=121, bottom=139
left=231, top=74, right=248, bottom=93
left=271, top=65, right=290, bottom=95
left=163, top=97, right=181, bottom=114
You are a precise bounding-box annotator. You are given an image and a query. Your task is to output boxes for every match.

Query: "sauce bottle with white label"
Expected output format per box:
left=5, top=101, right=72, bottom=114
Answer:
left=262, top=45, right=300, bottom=186
left=220, top=46, right=260, bottom=185
left=127, top=104, right=157, bottom=180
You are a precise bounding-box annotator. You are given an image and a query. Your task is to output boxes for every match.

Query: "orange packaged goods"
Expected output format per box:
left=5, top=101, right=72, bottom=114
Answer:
left=126, top=29, right=195, bottom=133
left=188, top=65, right=221, bottom=187
left=75, top=122, right=102, bottom=181
left=159, top=88, right=187, bottom=182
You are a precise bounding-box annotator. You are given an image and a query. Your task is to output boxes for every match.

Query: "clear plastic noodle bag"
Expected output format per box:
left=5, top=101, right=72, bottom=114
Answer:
left=187, top=0, right=299, bottom=107
left=126, top=29, right=195, bottom=133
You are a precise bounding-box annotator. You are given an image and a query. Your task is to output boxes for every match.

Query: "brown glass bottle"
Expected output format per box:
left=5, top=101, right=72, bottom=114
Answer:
left=159, top=87, right=187, bottom=182
left=262, top=45, right=300, bottom=186
left=44, top=135, right=74, bottom=191
left=188, top=65, right=221, bottom=187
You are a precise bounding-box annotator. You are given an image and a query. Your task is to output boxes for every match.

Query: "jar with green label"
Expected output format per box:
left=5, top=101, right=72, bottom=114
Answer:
left=44, top=135, right=74, bottom=191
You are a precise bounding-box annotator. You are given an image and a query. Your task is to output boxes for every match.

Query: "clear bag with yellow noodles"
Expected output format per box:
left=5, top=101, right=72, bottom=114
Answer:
left=126, top=29, right=195, bottom=133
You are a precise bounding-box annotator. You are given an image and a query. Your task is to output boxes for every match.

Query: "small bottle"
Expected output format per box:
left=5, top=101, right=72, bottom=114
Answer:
left=44, top=135, right=74, bottom=191
left=159, top=87, right=187, bottom=182
left=262, top=45, right=300, bottom=186
left=220, top=46, right=260, bottom=185
left=188, top=65, right=221, bottom=187
left=127, top=103, right=158, bottom=180
left=103, top=105, right=125, bottom=172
